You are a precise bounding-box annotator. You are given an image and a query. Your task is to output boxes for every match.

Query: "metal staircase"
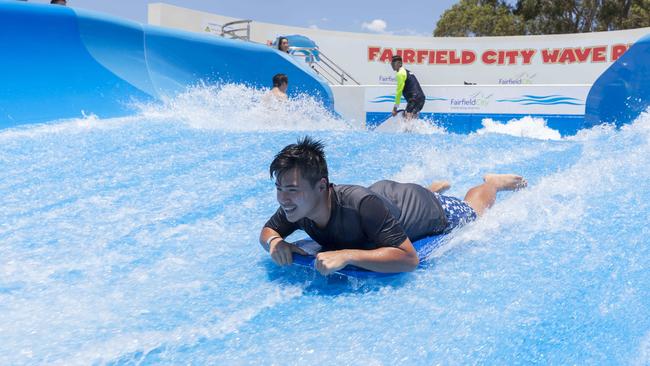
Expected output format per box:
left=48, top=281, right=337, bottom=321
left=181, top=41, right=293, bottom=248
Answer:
left=220, top=19, right=252, bottom=41
left=218, top=19, right=359, bottom=86
left=289, top=47, right=360, bottom=86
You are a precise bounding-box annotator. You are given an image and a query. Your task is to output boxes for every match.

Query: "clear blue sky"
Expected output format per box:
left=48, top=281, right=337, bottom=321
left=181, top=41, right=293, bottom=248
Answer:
left=29, top=0, right=462, bottom=36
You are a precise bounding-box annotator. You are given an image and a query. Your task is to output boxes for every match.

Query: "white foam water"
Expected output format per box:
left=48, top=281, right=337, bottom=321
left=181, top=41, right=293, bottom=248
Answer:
left=1, top=86, right=649, bottom=365
left=136, top=84, right=354, bottom=131
left=476, top=115, right=563, bottom=140
left=373, top=114, right=447, bottom=135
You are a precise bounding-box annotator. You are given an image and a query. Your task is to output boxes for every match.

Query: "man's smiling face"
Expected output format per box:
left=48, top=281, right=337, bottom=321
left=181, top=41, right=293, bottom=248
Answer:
left=275, top=168, right=324, bottom=222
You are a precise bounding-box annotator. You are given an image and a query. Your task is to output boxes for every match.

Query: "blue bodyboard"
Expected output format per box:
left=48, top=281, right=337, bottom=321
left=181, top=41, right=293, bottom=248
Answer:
left=291, top=234, right=447, bottom=278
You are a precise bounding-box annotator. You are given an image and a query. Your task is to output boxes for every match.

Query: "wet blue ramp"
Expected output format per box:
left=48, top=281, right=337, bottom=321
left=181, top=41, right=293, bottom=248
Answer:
left=0, top=2, right=333, bottom=128
left=584, top=32, right=650, bottom=127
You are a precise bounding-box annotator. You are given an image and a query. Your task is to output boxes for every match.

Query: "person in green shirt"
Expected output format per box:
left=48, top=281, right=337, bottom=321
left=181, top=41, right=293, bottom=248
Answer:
left=391, top=55, right=426, bottom=120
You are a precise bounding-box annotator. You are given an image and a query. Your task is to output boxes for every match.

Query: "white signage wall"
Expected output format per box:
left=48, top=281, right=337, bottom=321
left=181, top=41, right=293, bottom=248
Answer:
left=149, top=3, right=650, bottom=86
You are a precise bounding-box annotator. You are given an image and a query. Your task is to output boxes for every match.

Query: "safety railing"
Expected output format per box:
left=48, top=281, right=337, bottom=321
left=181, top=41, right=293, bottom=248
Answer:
left=218, top=20, right=358, bottom=86
left=289, top=47, right=360, bottom=86
left=221, top=19, right=252, bottom=41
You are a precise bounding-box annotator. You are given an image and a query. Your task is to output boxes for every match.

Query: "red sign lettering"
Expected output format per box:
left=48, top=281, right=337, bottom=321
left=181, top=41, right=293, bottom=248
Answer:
left=403, top=49, right=416, bottom=63
left=366, top=44, right=625, bottom=65
left=482, top=50, right=497, bottom=64
left=368, top=47, right=380, bottom=61
left=541, top=49, right=561, bottom=63
left=462, top=50, right=476, bottom=64
left=435, top=50, right=448, bottom=64
left=558, top=49, right=577, bottom=63
left=416, top=49, right=428, bottom=64
left=520, top=49, right=536, bottom=64
left=611, top=44, right=629, bottom=61
left=449, top=50, right=461, bottom=64
left=379, top=48, right=393, bottom=63
left=592, top=46, right=607, bottom=62
left=574, top=47, right=592, bottom=62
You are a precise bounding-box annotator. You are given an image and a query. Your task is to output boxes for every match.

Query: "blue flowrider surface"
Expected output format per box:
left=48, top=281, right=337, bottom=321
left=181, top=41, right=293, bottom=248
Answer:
left=584, top=32, right=650, bottom=128
left=291, top=235, right=447, bottom=278
left=0, top=2, right=334, bottom=128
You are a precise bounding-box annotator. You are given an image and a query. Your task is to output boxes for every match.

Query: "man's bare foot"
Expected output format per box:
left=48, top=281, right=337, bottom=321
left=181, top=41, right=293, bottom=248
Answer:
left=428, top=180, right=451, bottom=193
left=483, top=174, right=527, bottom=191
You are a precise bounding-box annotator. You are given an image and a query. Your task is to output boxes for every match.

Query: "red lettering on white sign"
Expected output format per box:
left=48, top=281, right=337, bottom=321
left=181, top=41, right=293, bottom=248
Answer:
left=368, top=47, right=381, bottom=61
left=482, top=50, right=497, bottom=65
left=611, top=44, right=630, bottom=61
left=520, top=49, right=536, bottom=64
left=592, top=46, right=607, bottom=62
left=366, top=44, right=626, bottom=66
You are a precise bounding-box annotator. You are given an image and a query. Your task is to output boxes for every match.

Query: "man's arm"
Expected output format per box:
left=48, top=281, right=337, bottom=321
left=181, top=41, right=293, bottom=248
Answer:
left=393, top=68, right=407, bottom=115
left=314, top=238, right=418, bottom=275
left=314, top=194, right=419, bottom=275
left=259, top=226, right=281, bottom=252
left=259, top=226, right=306, bottom=266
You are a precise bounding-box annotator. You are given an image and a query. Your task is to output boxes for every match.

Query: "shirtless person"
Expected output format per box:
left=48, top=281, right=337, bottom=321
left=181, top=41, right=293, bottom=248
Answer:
left=267, top=73, right=288, bottom=101
left=259, top=137, right=527, bottom=275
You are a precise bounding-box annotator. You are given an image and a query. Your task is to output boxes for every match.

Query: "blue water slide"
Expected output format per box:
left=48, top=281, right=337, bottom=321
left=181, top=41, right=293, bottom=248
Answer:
left=584, top=32, right=650, bottom=128
left=0, top=2, right=334, bottom=128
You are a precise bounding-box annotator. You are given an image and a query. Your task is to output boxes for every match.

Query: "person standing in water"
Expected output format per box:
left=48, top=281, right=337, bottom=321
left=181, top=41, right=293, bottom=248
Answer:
left=264, top=73, right=289, bottom=103
left=391, top=55, right=425, bottom=120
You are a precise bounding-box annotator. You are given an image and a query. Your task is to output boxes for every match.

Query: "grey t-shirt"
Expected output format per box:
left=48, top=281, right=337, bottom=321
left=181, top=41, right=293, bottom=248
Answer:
left=264, top=180, right=447, bottom=251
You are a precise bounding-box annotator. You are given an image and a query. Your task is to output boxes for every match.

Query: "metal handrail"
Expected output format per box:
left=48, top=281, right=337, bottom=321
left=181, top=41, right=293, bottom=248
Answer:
left=221, top=19, right=252, bottom=41
left=288, top=46, right=360, bottom=85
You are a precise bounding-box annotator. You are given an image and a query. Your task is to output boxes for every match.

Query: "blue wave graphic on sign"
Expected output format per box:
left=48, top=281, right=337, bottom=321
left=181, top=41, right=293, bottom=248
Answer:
left=370, top=95, right=447, bottom=103
left=496, top=94, right=584, bottom=106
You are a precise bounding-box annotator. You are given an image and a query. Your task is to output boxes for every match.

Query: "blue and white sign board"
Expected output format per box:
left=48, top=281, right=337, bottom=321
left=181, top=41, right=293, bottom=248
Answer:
left=365, top=85, right=590, bottom=135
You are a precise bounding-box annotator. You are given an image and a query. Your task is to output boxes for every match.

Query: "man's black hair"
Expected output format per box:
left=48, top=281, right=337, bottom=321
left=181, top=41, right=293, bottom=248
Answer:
left=272, top=73, right=288, bottom=87
left=391, top=55, right=402, bottom=63
left=270, top=136, right=329, bottom=186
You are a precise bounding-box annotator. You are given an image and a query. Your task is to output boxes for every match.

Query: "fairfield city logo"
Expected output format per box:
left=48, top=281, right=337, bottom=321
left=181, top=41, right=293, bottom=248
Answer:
left=498, top=72, right=537, bottom=85
left=450, top=92, right=492, bottom=109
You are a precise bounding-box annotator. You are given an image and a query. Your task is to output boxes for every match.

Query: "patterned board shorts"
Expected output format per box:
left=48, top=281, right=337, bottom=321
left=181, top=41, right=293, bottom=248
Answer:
left=433, top=192, right=478, bottom=232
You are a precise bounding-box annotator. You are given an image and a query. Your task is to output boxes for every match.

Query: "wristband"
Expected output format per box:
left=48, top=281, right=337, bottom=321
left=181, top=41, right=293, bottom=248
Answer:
left=265, top=235, right=282, bottom=247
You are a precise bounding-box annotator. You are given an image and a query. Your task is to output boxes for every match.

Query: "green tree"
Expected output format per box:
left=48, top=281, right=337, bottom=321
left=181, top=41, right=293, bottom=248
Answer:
left=433, top=0, right=650, bottom=36
left=433, top=0, right=524, bottom=37
left=597, top=0, right=635, bottom=31
left=514, top=0, right=650, bottom=34
left=514, top=0, right=596, bottom=34
left=615, top=0, right=650, bottom=29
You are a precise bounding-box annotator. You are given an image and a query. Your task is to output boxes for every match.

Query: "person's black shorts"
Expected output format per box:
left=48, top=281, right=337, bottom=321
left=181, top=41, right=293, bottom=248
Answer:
left=405, top=96, right=425, bottom=114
